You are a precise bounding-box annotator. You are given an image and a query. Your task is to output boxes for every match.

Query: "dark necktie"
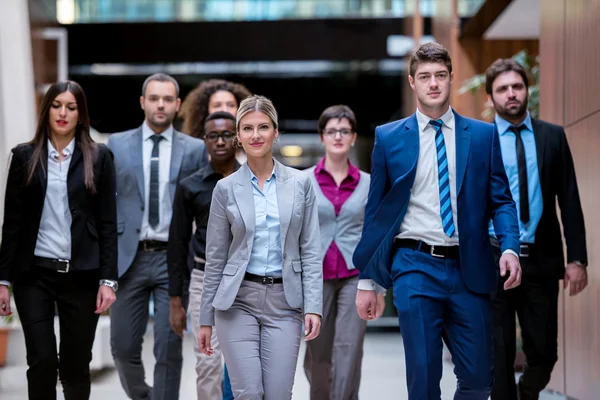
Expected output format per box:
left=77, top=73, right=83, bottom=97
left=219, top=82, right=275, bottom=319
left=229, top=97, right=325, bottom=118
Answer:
left=509, top=125, right=529, bottom=224
left=149, top=135, right=164, bottom=228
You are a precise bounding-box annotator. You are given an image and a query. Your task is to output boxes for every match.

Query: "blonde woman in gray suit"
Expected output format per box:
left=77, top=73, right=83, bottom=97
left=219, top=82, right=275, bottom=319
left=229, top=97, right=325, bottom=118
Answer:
left=197, top=95, right=323, bottom=400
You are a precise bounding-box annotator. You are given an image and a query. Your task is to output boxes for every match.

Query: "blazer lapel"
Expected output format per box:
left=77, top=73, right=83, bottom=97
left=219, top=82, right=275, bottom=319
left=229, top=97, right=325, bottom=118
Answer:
left=532, top=118, right=546, bottom=178
left=403, top=114, right=420, bottom=176
left=453, top=111, right=471, bottom=195
left=169, top=131, right=185, bottom=202
left=233, top=164, right=256, bottom=251
left=67, top=145, right=82, bottom=178
left=129, top=127, right=145, bottom=202
left=275, top=161, right=294, bottom=250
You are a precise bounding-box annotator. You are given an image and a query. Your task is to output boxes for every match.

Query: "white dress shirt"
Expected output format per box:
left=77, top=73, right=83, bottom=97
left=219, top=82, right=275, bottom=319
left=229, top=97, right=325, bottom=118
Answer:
left=140, top=122, right=173, bottom=242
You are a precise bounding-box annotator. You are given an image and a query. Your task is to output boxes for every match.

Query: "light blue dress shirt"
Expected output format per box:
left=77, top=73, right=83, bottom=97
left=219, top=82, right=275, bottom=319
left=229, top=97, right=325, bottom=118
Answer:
left=34, top=139, right=75, bottom=260
left=489, top=112, right=543, bottom=243
left=246, top=166, right=283, bottom=277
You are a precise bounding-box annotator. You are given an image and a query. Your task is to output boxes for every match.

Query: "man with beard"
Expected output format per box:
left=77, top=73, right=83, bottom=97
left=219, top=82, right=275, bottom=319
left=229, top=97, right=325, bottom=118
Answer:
left=485, top=59, right=588, bottom=400
left=108, top=73, right=208, bottom=400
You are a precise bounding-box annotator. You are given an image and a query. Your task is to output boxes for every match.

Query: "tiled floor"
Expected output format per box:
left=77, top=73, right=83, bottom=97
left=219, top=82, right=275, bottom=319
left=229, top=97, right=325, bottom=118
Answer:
left=1, top=329, right=460, bottom=399
left=0, top=327, right=568, bottom=399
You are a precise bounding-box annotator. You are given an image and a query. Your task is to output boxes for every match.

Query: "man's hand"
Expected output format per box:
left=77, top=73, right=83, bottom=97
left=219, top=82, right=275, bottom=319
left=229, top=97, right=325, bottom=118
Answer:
left=169, top=297, right=187, bottom=338
left=374, top=293, right=386, bottom=320
left=564, top=263, right=588, bottom=296
left=499, top=253, right=522, bottom=290
left=198, top=326, right=214, bottom=356
left=0, top=285, right=11, bottom=317
left=95, top=285, right=116, bottom=314
left=356, top=289, right=378, bottom=320
left=304, top=313, right=321, bottom=341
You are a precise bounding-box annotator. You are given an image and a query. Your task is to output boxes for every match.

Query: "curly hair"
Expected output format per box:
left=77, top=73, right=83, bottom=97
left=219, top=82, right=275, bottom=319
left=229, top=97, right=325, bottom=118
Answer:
left=179, top=79, right=252, bottom=139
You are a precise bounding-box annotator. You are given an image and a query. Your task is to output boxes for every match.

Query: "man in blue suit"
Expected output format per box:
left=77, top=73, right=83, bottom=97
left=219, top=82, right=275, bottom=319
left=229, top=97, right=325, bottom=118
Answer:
left=353, top=42, right=522, bottom=400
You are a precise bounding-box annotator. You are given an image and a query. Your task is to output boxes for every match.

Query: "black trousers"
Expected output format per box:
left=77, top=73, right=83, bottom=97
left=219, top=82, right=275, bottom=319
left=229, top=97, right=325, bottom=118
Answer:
left=13, top=266, right=100, bottom=400
left=491, top=253, right=559, bottom=400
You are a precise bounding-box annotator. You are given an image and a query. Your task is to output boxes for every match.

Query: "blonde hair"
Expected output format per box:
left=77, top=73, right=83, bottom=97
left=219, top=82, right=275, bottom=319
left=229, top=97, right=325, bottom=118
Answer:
left=236, top=95, right=279, bottom=131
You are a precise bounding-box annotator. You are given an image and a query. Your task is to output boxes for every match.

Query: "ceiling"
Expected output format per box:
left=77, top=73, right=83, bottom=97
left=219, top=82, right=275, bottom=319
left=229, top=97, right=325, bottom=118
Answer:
left=484, top=0, right=540, bottom=39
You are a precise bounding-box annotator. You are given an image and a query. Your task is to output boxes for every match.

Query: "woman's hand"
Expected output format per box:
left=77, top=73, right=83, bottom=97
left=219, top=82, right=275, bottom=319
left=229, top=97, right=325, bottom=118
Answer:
left=304, top=313, right=321, bottom=341
left=95, top=285, right=116, bottom=314
left=0, top=285, right=11, bottom=317
left=198, top=326, right=214, bottom=356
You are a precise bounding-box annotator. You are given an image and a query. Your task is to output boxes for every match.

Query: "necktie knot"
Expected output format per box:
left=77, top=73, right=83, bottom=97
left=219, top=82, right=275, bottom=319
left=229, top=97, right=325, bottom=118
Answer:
left=509, top=125, right=526, bottom=136
left=430, top=119, right=444, bottom=129
left=150, top=134, right=165, bottom=144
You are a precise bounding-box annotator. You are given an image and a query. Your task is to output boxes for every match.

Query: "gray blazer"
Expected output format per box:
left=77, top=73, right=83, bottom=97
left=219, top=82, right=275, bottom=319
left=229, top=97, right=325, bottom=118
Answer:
left=199, top=160, right=323, bottom=327
left=107, top=125, right=208, bottom=277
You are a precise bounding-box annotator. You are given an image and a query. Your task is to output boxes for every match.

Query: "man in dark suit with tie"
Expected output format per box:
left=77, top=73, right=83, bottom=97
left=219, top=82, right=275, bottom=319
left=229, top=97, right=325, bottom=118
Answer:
left=485, top=58, right=588, bottom=400
left=107, top=73, right=208, bottom=400
left=353, top=42, right=522, bottom=400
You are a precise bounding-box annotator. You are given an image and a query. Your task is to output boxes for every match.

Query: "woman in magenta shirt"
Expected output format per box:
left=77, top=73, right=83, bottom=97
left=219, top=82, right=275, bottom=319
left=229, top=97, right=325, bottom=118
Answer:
left=303, top=105, right=384, bottom=400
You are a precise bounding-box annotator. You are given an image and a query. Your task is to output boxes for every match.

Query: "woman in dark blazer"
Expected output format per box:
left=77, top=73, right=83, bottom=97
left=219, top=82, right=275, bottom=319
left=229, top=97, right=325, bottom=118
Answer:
left=0, top=81, right=118, bottom=400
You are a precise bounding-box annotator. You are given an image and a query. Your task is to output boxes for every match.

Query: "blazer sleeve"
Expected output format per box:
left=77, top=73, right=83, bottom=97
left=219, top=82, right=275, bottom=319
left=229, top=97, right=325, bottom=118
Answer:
left=299, top=175, right=323, bottom=316
left=95, top=146, right=118, bottom=281
left=167, top=182, right=193, bottom=297
left=199, top=182, right=232, bottom=326
left=0, top=149, right=26, bottom=282
left=556, top=128, right=587, bottom=264
left=488, top=126, right=520, bottom=254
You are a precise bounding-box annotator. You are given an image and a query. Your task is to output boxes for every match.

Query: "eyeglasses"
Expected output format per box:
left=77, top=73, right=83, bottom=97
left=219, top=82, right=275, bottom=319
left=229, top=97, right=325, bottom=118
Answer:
left=205, top=131, right=235, bottom=142
left=324, top=128, right=353, bottom=137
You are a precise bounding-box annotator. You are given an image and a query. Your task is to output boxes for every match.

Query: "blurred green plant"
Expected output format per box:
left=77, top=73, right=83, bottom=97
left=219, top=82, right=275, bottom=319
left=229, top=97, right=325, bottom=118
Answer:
left=458, top=49, right=539, bottom=120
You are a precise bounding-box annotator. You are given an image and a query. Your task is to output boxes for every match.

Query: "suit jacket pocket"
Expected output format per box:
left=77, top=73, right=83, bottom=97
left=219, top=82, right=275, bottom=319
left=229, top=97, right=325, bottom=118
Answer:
left=292, top=261, right=302, bottom=273
left=87, top=222, right=98, bottom=239
left=117, top=222, right=125, bottom=234
left=223, top=262, right=240, bottom=276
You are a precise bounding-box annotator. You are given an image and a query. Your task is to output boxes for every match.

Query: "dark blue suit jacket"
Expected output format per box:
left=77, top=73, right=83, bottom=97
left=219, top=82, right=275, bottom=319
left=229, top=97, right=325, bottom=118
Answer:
left=352, top=111, right=520, bottom=294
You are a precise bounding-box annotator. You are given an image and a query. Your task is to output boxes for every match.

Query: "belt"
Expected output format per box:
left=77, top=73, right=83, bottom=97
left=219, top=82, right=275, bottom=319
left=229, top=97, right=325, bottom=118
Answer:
left=35, top=257, right=71, bottom=273
left=394, top=238, right=460, bottom=259
left=244, top=272, right=283, bottom=285
left=138, top=240, right=168, bottom=252
left=193, top=262, right=205, bottom=271
left=490, top=237, right=532, bottom=257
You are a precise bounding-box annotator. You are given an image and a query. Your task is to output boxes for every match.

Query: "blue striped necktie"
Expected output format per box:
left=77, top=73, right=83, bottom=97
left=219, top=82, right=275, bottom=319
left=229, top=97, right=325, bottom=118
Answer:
left=430, top=119, right=455, bottom=238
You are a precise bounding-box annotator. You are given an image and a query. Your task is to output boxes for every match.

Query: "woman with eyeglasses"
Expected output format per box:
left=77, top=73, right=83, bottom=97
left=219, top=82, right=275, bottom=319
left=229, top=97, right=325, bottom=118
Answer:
left=303, top=105, right=385, bottom=400
left=198, top=95, right=323, bottom=399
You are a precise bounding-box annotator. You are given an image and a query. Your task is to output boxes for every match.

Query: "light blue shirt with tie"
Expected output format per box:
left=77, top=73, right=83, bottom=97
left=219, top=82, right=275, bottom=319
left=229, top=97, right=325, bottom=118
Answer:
left=246, top=165, right=283, bottom=277
left=489, top=112, right=543, bottom=243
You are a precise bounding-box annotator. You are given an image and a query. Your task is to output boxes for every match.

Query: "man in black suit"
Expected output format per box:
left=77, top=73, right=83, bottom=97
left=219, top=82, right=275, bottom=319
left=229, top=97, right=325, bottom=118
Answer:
left=486, top=58, right=588, bottom=400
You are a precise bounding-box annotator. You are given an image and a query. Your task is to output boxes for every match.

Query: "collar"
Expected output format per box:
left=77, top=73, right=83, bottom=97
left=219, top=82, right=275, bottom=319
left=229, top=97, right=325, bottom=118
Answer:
left=203, top=161, right=241, bottom=181
left=249, top=160, right=276, bottom=184
left=47, top=137, right=76, bottom=159
left=142, top=121, right=173, bottom=142
left=416, top=106, right=454, bottom=133
left=495, top=111, right=533, bottom=136
left=315, top=156, right=360, bottom=182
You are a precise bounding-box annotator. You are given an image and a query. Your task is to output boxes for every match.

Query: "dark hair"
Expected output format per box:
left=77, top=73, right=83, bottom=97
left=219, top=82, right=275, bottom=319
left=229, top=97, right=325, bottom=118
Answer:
left=317, top=105, right=357, bottom=135
left=27, top=81, right=97, bottom=193
left=142, top=73, right=180, bottom=97
left=485, top=58, right=529, bottom=95
left=179, top=79, right=251, bottom=139
left=204, top=111, right=236, bottom=128
left=408, top=42, right=453, bottom=78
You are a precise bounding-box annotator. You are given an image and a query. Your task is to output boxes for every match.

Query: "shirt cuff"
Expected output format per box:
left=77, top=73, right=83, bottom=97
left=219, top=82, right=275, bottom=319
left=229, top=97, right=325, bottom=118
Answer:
left=358, top=279, right=376, bottom=291
left=0, top=280, right=11, bottom=286
left=503, top=249, right=519, bottom=258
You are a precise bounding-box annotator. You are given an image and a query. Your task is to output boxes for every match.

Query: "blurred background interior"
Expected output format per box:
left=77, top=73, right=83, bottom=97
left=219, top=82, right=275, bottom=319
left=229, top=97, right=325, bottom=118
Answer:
left=0, top=1, right=599, bottom=399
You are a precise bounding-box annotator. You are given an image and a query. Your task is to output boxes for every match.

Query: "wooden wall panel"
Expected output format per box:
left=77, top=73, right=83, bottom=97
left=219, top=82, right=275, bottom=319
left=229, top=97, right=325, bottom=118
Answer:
left=563, top=114, right=600, bottom=400
left=564, top=0, right=600, bottom=127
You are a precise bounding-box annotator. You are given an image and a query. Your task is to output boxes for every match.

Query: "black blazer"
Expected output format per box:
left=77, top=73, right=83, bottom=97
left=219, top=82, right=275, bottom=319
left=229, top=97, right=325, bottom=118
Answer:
left=0, top=142, right=118, bottom=282
left=530, top=118, right=587, bottom=278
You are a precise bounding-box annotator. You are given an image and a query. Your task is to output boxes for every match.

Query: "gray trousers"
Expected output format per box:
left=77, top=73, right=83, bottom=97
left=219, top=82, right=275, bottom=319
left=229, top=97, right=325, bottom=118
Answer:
left=189, top=269, right=224, bottom=400
left=110, top=250, right=183, bottom=400
left=215, top=280, right=303, bottom=400
left=304, top=276, right=367, bottom=400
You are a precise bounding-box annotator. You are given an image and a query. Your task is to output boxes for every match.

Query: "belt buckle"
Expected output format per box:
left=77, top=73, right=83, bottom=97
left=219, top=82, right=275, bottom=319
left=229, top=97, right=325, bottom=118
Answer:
left=57, top=259, right=70, bottom=273
left=430, top=245, right=444, bottom=258
left=262, top=276, right=275, bottom=285
left=519, top=244, right=530, bottom=258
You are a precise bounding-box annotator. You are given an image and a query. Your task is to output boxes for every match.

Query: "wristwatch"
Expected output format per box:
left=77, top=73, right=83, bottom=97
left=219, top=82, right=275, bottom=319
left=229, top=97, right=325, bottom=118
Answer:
left=99, top=279, right=119, bottom=292
left=572, top=260, right=587, bottom=268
